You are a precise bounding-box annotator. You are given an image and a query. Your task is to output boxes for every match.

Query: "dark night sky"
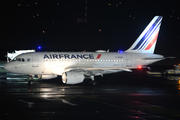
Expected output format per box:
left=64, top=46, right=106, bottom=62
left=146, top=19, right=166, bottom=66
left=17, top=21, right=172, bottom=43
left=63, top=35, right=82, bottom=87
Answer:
left=1, top=0, right=180, bottom=60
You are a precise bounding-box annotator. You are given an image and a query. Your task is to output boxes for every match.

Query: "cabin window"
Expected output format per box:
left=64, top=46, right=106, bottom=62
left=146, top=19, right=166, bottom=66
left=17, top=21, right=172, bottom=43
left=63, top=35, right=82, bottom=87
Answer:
left=22, top=58, right=25, bottom=62
left=27, top=58, right=31, bottom=62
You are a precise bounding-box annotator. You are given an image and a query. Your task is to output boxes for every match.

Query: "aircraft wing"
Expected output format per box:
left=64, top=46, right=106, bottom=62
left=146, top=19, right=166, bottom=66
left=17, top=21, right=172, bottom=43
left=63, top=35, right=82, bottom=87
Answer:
left=62, top=67, right=132, bottom=76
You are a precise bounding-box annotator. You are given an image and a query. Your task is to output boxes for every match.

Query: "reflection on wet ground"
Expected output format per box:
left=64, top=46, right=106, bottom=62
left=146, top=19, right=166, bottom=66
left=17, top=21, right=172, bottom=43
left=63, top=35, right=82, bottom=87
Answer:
left=1, top=71, right=180, bottom=120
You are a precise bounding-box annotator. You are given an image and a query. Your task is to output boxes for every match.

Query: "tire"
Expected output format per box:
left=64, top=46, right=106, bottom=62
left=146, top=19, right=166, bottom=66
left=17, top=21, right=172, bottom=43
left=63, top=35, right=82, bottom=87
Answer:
left=29, top=81, right=34, bottom=85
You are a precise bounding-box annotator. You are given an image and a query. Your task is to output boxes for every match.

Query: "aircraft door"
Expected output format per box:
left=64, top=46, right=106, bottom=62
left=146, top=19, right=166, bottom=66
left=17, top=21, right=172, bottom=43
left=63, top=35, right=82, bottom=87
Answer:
left=126, top=55, right=132, bottom=67
left=32, top=55, right=39, bottom=67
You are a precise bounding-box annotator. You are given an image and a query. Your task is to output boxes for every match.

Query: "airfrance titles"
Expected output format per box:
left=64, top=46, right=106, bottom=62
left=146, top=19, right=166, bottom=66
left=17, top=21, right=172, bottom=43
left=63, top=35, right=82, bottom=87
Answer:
left=43, top=54, right=95, bottom=59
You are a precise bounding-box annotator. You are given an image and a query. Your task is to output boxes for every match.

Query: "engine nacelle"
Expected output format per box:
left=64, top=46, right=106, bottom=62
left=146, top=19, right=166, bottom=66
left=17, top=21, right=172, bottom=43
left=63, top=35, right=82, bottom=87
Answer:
left=38, top=75, right=57, bottom=79
left=62, top=72, right=85, bottom=84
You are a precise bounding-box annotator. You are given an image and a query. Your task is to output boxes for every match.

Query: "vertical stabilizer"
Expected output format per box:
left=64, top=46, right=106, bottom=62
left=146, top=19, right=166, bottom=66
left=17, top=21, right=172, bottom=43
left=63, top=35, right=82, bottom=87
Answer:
left=125, top=16, right=163, bottom=53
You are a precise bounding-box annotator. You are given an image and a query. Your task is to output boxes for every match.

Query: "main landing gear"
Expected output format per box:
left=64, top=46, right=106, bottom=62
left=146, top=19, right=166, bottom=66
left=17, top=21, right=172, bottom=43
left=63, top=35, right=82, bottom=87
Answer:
left=89, top=76, right=97, bottom=86
left=28, top=76, right=34, bottom=85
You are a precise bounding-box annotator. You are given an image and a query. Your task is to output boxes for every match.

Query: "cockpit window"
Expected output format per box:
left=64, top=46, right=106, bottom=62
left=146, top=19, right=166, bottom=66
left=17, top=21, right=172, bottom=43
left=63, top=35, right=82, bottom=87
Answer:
left=17, top=58, right=21, bottom=62
left=11, top=57, right=27, bottom=62
left=22, top=58, right=25, bottom=62
left=14, top=58, right=26, bottom=62
left=12, top=58, right=17, bottom=61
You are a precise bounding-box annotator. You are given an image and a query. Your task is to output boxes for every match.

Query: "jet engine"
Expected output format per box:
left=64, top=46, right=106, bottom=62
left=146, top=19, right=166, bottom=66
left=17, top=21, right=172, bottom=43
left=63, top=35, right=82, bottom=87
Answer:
left=38, top=75, right=57, bottom=79
left=62, top=72, right=85, bottom=84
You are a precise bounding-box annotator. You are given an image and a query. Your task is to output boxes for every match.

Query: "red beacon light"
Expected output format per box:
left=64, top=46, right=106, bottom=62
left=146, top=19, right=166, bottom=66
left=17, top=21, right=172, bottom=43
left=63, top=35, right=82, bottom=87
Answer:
left=138, top=65, right=142, bottom=69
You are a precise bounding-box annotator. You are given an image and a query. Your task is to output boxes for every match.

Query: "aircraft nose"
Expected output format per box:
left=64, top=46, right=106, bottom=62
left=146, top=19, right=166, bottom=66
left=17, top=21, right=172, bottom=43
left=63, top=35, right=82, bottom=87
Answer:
left=4, top=63, right=13, bottom=72
left=4, top=63, right=10, bottom=71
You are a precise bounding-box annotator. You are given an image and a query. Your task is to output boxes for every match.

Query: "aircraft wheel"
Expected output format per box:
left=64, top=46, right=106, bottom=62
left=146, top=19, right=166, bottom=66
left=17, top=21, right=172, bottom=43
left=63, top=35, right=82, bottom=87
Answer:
left=29, top=81, right=34, bottom=85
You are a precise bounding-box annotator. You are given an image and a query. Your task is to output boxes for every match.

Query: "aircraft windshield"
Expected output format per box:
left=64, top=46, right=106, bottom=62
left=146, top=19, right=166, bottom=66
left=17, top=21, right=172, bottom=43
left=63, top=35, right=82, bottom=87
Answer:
left=12, top=58, right=26, bottom=62
left=17, top=58, right=21, bottom=62
left=12, top=58, right=17, bottom=61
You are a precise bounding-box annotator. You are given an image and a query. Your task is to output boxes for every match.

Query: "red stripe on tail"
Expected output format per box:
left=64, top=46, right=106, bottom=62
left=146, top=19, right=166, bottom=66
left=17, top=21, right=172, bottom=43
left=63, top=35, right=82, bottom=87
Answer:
left=145, top=31, right=159, bottom=50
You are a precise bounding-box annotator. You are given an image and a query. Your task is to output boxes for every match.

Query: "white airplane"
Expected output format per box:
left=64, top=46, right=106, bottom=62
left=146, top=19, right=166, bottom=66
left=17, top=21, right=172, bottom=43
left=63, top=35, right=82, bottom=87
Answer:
left=4, top=16, right=164, bottom=85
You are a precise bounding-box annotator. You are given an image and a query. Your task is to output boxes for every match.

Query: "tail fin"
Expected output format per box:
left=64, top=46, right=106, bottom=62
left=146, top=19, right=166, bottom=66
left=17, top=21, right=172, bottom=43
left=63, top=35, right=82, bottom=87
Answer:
left=125, top=16, right=163, bottom=54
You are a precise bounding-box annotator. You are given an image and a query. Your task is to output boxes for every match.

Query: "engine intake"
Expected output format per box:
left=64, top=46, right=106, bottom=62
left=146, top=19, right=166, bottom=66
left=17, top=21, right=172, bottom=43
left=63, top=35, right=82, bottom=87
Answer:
left=62, top=72, right=85, bottom=84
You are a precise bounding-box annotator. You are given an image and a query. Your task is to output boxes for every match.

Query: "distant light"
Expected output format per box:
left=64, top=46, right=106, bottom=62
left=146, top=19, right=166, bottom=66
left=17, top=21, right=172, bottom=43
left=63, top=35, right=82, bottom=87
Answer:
left=38, top=46, right=41, bottom=49
left=37, top=14, right=39, bottom=16
left=99, top=29, right=101, bottom=32
left=108, top=3, right=111, bottom=5
left=43, top=31, right=45, bottom=33
left=18, top=4, right=22, bottom=6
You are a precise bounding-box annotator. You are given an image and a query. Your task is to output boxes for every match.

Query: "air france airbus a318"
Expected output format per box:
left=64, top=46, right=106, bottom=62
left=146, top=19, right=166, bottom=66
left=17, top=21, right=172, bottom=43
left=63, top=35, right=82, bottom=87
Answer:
left=4, top=16, right=164, bottom=85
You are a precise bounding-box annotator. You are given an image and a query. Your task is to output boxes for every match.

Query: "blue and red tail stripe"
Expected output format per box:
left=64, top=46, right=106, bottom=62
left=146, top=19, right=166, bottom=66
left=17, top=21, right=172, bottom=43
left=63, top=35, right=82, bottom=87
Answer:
left=125, top=16, right=163, bottom=54
left=132, top=16, right=162, bottom=50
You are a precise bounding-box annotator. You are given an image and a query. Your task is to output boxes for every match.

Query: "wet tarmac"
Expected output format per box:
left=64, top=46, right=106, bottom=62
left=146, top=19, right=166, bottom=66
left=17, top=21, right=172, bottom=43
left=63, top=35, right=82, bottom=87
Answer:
left=1, top=70, right=180, bottom=120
